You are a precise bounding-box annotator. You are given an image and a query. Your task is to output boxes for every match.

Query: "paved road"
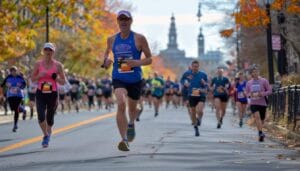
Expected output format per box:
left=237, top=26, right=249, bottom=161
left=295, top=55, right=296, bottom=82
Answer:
left=0, top=105, right=299, bottom=171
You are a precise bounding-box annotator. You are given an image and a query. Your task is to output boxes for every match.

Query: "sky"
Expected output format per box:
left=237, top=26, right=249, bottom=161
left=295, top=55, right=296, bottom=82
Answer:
left=121, top=0, right=237, bottom=58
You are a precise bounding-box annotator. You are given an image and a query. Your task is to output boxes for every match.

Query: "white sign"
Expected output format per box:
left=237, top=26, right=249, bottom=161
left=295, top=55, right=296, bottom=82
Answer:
left=272, top=34, right=281, bottom=51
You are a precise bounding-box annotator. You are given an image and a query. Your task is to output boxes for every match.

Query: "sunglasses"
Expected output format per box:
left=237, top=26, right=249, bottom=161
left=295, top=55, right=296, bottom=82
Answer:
left=44, top=48, right=53, bottom=52
left=118, top=17, right=131, bottom=21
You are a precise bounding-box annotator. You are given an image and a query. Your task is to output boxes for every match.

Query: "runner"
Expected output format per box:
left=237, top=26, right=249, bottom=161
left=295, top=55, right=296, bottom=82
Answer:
left=235, top=72, right=248, bottom=127
left=181, top=75, right=192, bottom=123
left=101, top=10, right=152, bottom=151
left=1, top=66, right=26, bottom=132
left=211, top=67, right=230, bottom=129
left=172, top=79, right=181, bottom=108
left=31, top=42, right=66, bottom=148
left=87, top=80, right=96, bottom=111
left=151, top=72, right=165, bottom=117
left=58, top=82, right=71, bottom=113
left=164, top=76, right=174, bottom=109
left=28, top=76, right=38, bottom=119
left=144, top=76, right=153, bottom=108
left=181, top=60, right=208, bottom=136
left=101, top=74, right=113, bottom=110
left=69, top=75, right=80, bottom=112
left=95, top=78, right=103, bottom=110
left=246, top=66, right=272, bottom=142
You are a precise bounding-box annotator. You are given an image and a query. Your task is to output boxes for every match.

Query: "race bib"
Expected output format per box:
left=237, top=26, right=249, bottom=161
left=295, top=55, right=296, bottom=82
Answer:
left=217, top=86, right=224, bottom=93
left=88, top=89, right=94, bottom=96
left=191, top=88, right=200, bottom=97
left=9, top=87, right=18, bottom=94
left=96, top=89, right=102, bottom=95
left=251, top=84, right=261, bottom=92
left=41, top=82, right=52, bottom=93
left=237, top=92, right=245, bottom=99
left=118, top=57, right=134, bottom=73
left=71, top=84, right=78, bottom=93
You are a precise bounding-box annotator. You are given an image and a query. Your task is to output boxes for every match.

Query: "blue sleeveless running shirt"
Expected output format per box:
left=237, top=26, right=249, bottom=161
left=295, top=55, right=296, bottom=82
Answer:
left=112, top=31, right=142, bottom=83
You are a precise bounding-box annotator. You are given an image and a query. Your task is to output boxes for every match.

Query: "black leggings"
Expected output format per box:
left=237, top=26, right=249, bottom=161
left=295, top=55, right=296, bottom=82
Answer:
left=7, top=97, right=22, bottom=125
left=36, top=90, right=58, bottom=126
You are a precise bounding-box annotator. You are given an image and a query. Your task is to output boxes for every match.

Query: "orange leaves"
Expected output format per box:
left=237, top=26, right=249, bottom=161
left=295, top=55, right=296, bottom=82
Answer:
left=234, top=0, right=269, bottom=28
left=287, top=2, right=300, bottom=13
left=271, top=0, right=285, bottom=11
left=220, top=28, right=234, bottom=38
left=271, top=0, right=300, bottom=13
left=150, top=56, right=176, bottom=80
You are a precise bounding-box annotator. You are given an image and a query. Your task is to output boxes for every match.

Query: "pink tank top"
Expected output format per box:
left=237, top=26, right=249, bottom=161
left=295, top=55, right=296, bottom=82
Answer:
left=37, top=60, right=59, bottom=92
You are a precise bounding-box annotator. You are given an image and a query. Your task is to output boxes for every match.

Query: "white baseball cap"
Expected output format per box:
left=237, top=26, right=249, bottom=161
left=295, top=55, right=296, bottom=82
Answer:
left=44, top=42, right=56, bottom=51
left=117, top=10, right=132, bottom=18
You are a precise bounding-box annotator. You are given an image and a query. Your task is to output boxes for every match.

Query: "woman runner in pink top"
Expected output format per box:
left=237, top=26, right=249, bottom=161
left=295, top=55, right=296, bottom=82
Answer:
left=31, top=43, right=66, bottom=148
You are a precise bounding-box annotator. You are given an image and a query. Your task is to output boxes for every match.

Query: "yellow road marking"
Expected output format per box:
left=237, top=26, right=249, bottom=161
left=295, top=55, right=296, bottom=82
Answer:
left=0, top=112, right=116, bottom=153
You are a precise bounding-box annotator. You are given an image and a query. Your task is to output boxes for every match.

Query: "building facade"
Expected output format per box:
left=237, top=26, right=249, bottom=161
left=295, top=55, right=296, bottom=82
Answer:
left=159, top=14, right=223, bottom=76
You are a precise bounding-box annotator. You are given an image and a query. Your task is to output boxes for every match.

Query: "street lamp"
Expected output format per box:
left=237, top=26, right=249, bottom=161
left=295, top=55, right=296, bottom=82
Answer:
left=265, top=0, right=275, bottom=84
left=277, top=12, right=288, bottom=75
left=46, top=4, right=49, bottom=42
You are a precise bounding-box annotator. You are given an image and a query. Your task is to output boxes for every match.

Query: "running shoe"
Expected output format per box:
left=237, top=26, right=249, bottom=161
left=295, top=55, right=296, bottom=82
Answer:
left=22, top=110, right=27, bottom=120
left=220, top=117, right=223, bottom=124
left=118, top=140, right=130, bottom=151
left=127, top=124, right=135, bottom=142
left=197, top=118, right=201, bottom=126
left=239, top=119, right=243, bottom=128
left=259, top=132, right=265, bottom=142
left=194, top=126, right=200, bottom=137
left=154, top=112, right=158, bottom=117
left=42, top=135, right=50, bottom=148
left=12, top=125, right=18, bottom=132
left=217, top=122, right=221, bottom=129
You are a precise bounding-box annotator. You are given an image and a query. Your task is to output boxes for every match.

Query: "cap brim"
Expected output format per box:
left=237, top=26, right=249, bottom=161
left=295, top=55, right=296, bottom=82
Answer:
left=117, top=14, right=131, bottom=18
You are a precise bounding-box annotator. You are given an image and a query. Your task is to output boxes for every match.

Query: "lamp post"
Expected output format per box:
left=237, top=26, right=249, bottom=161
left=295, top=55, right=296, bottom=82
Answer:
left=46, top=3, right=49, bottom=42
left=277, top=12, right=288, bottom=75
left=266, top=0, right=275, bottom=84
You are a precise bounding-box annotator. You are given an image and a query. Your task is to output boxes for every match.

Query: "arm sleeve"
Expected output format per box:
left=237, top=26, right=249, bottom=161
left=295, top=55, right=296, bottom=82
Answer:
left=180, top=72, right=187, bottom=85
left=261, top=79, right=272, bottom=97
left=20, top=77, right=27, bottom=89
left=246, top=81, right=251, bottom=97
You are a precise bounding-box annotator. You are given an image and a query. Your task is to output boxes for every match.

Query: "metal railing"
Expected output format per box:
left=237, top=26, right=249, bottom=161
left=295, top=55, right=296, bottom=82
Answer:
left=268, top=85, right=300, bottom=131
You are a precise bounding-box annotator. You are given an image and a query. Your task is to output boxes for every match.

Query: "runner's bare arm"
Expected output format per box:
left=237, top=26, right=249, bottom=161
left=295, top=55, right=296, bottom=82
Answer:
left=31, top=62, right=40, bottom=82
left=102, top=36, right=114, bottom=69
left=139, top=35, right=152, bottom=65
left=57, top=63, right=66, bottom=85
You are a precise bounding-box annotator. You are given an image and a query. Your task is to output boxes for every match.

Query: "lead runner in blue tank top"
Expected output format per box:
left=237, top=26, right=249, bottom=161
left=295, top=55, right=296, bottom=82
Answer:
left=102, top=10, right=152, bottom=151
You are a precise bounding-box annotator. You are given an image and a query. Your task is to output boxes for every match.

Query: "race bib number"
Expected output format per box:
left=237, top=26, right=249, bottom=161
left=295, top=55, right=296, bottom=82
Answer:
left=118, top=57, right=134, bottom=73
left=217, top=86, right=224, bottom=93
left=9, top=87, right=18, bottom=94
left=88, top=89, right=94, bottom=96
left=96, top=89, right=102, bottom=95
left=237, top=92, right=245, bottom=99
left=42, top=82, right=52, bottom=93
left=191, top=88, right=200, bottom=97
left=251, top=84, right=261, bottom=92
left=71, top=84, right=78, bottom=93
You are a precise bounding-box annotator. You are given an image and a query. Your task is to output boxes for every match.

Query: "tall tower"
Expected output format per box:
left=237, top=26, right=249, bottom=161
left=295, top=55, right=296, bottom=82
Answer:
left=167, top=14, right=178, bottom=49
left=198, top=27, right=204, bottom=58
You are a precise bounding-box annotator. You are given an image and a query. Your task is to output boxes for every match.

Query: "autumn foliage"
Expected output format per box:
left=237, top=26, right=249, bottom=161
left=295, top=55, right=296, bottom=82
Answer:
left=142, top=56, right=176, bottom=80
left=219, top=0, right=300, bottom=38
left=0, top=0, right=126, bottom=77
